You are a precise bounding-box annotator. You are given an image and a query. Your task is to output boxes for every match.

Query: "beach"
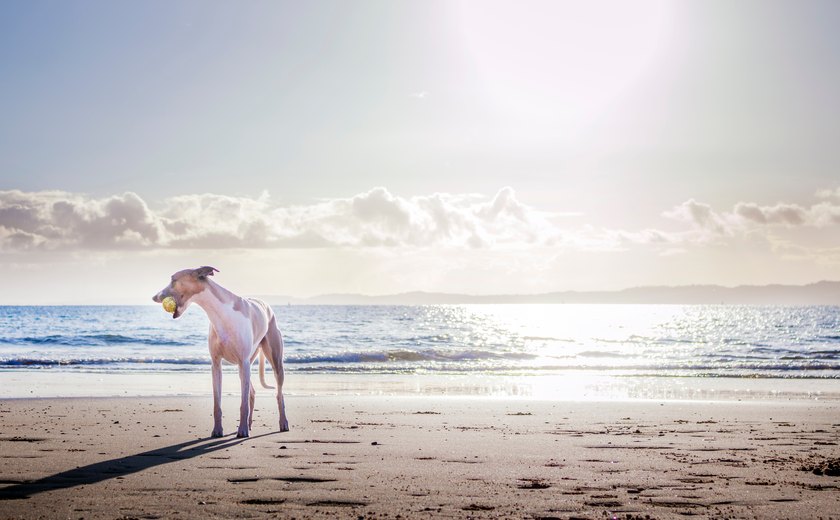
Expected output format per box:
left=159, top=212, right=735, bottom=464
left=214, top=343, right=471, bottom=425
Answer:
left=2, top=387, right=839, bottom=519
left=2, top=304, right=840, bottom=518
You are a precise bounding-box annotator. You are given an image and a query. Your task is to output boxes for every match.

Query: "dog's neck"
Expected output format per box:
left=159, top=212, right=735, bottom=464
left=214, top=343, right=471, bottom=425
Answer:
left=191, top=279, right=244, bottom=331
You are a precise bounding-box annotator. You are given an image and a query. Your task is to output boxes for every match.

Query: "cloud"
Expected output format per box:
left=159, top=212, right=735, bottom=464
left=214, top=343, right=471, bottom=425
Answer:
left=291, top=186, right=558, bottom=248
left=650, top=193, right=840, bottom=254
left=663, top=199, right=730, bottom=235
left=663, top=195, right=840, bottom=234
left=0, top=187, right=560, bottom=251
left=816, top=187, right=840, bottom=199
left=0, top=190, right=163, bottom=250
left=733, top=202, right=807, bottom=226
left=731, top=201, right=840, bottom=228
left=3, top=187, right=839, bottom=253
left=809, top=202, right=840, bottom=226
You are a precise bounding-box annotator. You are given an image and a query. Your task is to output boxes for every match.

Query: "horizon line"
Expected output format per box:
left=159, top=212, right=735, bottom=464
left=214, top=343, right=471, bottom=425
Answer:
left=4, top=280, right=839, bottom=306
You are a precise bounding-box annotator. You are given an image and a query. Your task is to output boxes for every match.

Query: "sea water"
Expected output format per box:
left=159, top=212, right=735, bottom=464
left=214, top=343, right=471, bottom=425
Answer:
left=1, top=304, right=838, bottom=379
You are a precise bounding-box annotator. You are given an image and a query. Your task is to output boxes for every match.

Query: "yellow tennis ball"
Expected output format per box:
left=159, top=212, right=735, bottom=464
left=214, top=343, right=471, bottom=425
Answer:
left=162, top=296, right=177, bottom=314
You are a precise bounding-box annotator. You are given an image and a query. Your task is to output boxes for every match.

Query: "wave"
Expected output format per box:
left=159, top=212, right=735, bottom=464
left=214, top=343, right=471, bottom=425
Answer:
left=289, top=364, right=840, bottom=378
left=0, top=357, right=209, bottom=367
left=2, top=353, right=838, bottom=374
left=0, top=334, right=193, bottom=347
left=0, top=348, right=536, bottom=368
left=286, top=349, right=538, bottom=364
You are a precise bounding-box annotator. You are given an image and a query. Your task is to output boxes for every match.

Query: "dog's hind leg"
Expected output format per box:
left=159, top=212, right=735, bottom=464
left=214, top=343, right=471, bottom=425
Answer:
left=264, top=316, right=289, bottom=432
left=248, top=381, right=255, bottom=429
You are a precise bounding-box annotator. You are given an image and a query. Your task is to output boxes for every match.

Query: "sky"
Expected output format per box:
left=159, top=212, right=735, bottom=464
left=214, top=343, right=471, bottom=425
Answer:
left=1, top=0, right=839, bottom=304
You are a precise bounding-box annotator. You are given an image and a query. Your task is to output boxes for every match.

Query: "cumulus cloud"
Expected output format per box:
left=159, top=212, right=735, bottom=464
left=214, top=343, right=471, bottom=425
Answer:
left=816, top=187, right=840, bottom=199
left=646, top=193, right=840, bottom=254
left=730, top=200, right=840, bottom=228
left=733, top=202, right=807, bottom=226
left=662, top=199, right=731, bottom=236
left=0, top=187, right=559, bottom=251
left=3, top=187, right=839, bottom=253
left=663, top=196, right=840, bottom=235
left=809, top=202, right=840, bottom=226
left=0, top=190, right=163, bottom=250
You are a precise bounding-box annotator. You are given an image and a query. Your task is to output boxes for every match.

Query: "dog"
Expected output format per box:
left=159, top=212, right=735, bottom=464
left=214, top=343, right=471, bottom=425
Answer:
left=153, top=266, right=289, bottom=437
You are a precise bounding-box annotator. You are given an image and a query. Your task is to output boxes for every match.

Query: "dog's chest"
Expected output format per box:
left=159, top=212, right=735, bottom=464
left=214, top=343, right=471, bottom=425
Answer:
left=210, top=313, right=254, bottom=351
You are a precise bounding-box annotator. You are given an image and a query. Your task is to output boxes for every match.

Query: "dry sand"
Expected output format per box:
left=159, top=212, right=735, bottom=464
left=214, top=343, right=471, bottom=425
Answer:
left=1, top=395, right=839, bottom=519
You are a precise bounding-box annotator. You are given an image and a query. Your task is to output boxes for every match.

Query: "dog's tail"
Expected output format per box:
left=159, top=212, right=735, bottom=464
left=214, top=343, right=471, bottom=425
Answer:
left=259, top=351, right=275, bottom=389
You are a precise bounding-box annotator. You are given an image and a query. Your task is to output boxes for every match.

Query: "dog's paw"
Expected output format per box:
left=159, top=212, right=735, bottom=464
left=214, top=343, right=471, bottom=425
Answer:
left=279, top=420, right=290, bottom=432
left=211, top=428, right=224, bottom=438
left=236, top=427, right=250, bottom=438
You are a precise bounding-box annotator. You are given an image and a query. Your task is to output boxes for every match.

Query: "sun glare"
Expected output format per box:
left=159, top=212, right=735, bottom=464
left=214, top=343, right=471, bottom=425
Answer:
left=453, top=1, right=676, bottom=123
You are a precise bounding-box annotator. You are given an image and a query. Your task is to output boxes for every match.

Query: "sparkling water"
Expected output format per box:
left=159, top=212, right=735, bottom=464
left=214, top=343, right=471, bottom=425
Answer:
left=1, top=305, right=838, bottom=378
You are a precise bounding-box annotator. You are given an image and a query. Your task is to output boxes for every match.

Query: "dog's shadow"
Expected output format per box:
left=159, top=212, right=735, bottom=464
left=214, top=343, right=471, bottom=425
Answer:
left=0, top=432, right=277, bottom=500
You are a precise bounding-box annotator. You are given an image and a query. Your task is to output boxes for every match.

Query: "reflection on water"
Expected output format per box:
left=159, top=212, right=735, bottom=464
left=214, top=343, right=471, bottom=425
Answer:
left=1, top=304, right=839, bottom=379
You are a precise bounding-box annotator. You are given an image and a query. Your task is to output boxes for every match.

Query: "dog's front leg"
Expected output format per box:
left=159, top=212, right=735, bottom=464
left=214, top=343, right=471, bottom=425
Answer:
left=236, top=361, right=251, bottom=438
left=211, top=359, right=223, bottom=438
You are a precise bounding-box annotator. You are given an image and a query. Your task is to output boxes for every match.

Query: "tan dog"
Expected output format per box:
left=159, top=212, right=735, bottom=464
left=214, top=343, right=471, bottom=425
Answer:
left=153, top=266, right=289, bottom=437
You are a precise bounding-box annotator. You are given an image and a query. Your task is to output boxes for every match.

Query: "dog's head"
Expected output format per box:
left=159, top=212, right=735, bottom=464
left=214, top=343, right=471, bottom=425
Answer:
left=152, top=266, right=218, bottom=319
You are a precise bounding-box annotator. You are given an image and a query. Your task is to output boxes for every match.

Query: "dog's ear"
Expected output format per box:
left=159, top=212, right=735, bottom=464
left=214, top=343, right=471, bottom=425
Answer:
left=193, top=266, right=219, bottom=280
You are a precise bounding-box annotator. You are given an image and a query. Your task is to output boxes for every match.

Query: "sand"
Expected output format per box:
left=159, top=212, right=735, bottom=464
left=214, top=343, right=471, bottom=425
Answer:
left=1, top=393, right=839, bottom=519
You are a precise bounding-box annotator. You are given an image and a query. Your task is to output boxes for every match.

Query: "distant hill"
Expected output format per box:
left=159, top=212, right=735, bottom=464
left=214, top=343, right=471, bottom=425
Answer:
left=257, top=280, right=840, bottom=305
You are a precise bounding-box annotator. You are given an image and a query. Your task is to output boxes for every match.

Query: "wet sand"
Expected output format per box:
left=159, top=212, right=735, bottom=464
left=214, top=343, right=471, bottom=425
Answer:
left=1, top=395, right=839, bottom=519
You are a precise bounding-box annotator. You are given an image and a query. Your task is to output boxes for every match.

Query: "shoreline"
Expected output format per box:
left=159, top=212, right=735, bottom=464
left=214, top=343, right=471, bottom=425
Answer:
left=1, top=395, right=838, bottom=519
left=2, top=370, right=840, bottom=402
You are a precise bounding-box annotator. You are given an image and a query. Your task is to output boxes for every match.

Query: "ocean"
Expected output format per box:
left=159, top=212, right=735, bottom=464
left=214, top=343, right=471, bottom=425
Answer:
left=1, top=304, right=839, bottom=379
